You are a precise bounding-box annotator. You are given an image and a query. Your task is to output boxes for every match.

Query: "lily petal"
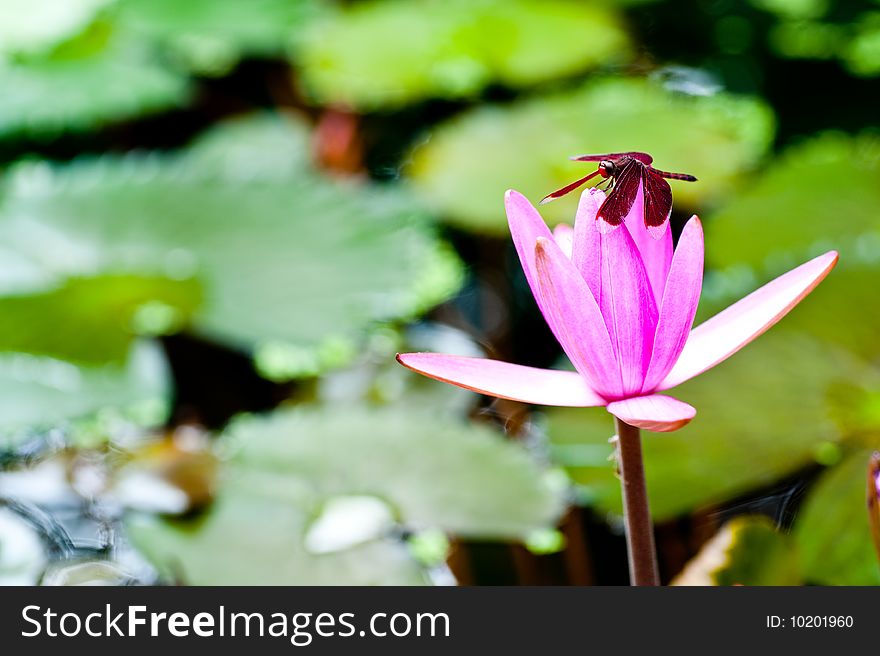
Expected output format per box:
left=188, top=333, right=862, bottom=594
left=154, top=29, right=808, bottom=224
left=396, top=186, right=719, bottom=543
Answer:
left=396, top=353, right=606, bottom=407
left=607, top=394, right=696, bottom=432
left=553, top=223, right=574, bottom=258
left=659, top=250, right=839, bottom=390
left=506, top=189, right=558, bottom=334
left=624, top=179, right=673, bottom=306
left=597, top=223, right=659, bottom=396
left=642, top=217, right=704, bottom=393
left=534, top=236, right=622, bottom=398
left=571, top=188, right=605, bottom=301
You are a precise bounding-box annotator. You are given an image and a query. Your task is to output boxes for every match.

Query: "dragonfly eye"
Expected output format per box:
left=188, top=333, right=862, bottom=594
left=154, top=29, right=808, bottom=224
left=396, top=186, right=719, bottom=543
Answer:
left=598, top=160, right=614, bottom=177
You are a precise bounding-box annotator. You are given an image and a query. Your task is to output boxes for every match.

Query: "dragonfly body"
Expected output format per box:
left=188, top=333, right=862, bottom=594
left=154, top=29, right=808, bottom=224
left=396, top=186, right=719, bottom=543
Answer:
left=541, top=151, right=697, bottom=239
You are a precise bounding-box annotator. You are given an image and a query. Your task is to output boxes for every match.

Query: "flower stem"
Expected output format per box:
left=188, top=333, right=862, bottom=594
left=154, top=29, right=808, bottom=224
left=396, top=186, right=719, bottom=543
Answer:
left=613, top=417, right=659, bottom=586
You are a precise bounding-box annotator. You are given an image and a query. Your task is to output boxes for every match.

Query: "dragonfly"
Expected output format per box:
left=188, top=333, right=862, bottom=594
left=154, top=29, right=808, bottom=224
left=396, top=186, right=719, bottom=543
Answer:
left=540, top=152, right=697, bottom=238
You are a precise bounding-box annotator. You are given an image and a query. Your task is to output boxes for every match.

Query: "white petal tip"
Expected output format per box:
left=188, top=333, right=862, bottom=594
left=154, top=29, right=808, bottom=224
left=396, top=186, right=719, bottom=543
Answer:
left=658, top=249, right=840, bottom=390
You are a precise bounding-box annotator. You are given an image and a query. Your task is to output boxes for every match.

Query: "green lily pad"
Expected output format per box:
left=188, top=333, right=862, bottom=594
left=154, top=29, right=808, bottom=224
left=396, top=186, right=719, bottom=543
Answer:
left=0, top=275, right=199, bottom=365
left=0, top=24, right=191, bottom=139
left=0, top=114, right=462, bottom=377
left=128, top=478, right=430, bottom=585
left=129, top=404, right=565, bottom=584
left=0, top=341, right=170, bottom=447
left=795, top=449, right=880, bottom=585
left=294, top=0, right=630, bottom=110
left=117, top=0, right=322, bottom=76
left=407, top=78, right=775, bottom=234
left=673, top=516, right=801, bottom=585
left=227, top=406, right=565, bottom=537
left=547, top=332, right=855, bottom=521
left=707, top=133, right=880, bottom=271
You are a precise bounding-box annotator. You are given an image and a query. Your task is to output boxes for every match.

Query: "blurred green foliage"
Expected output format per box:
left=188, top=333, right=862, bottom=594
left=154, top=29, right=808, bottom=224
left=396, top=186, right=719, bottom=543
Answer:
left=0, top=114, right=462, bottom=380
left=795, top=449, right=880, bottom=584
left=117, top=0, right=322, bottom=76
left=750, top=0, right=829, bottom=20
left=0, top=275, right=199, bottom=364
left=706, top=133, right=880, bottom=272
left=294, top=0, right=630, bottom=109
left=0, top=342, right=169, bottom=445
left=0, top=0, right=112, bottom=56
left=754, top=0, right=880, bottom=76
left=845, top=13, right=880, bottom=75
left=0, top=21, right=190, bottom=139
left=674, top=516, right=801, bottom=586
left=129, top=405, right=565, bottom=584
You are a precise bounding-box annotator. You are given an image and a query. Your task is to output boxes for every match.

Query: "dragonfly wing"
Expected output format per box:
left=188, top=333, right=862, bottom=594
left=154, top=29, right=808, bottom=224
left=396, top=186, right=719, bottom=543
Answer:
left=623, top=151, right=653, bottom=165
left=571, top=151, right=653, bottom=165
left=596, top=159, right=642, bottom=230
left=642, top=168, right=673, bottom=238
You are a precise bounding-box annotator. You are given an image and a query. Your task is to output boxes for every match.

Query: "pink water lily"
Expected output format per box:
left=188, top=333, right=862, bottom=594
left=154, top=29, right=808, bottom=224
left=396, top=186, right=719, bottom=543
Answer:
left=398, top=187, right=838, bottom=433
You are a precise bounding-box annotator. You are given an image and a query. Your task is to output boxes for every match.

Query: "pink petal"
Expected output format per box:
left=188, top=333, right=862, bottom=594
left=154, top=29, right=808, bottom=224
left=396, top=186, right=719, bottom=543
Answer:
left=505, top=189, right=558, bottom=334
left=642, top=217, right=704, bottom=393
left=597, top=223, right=658, bottom=397
left=607, top=394, right=696, bottom=432
left=571, top=188, right=605, bottom=301
left=553, top=223, right=574, bottom=258
left=534, top=237, right=622, bottom=398
left=396, top=353, right=606, bottom=407
left=570, top=188, right=659, bottom=395
left=624, top=179, right=673, bottom=306
left=659, top=251, right=839, bottom=390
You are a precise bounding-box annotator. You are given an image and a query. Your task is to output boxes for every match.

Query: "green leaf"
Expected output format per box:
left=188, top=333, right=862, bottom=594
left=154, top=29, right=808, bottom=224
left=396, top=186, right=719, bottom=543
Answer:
left=674, top=516, right=801, bottom=585
left=704, top=133, right=880, bottom=359
left=0, top=341, right=170, bottom=447
left=0, top=25, right=191, bottom=139
left=0, top=114, right=462, bottom=377
left=795, top=449, right=880, bottom=585
left=129, top=404, right=565, bottom=584
left=547, top=333, right=854, bottom=521
left=117, top=0, right=322, bottom=76
left=294, top=0, right=630, bottom=110
left=407, top=78, right=774, bottom=234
